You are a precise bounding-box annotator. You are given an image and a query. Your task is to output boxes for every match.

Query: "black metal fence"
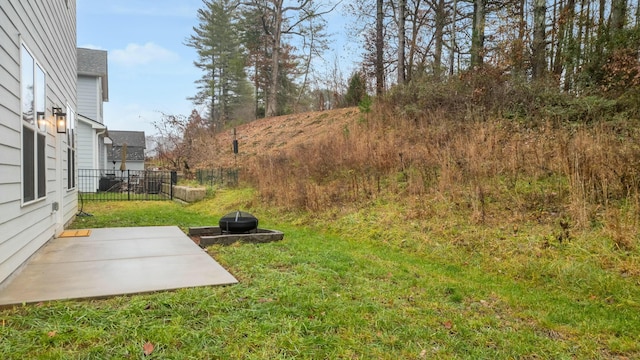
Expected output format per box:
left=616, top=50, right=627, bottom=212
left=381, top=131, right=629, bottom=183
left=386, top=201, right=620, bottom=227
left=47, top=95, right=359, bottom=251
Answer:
left=195, top=168, right=239, bottom=187
left=78, top=169, right=174, bottom=201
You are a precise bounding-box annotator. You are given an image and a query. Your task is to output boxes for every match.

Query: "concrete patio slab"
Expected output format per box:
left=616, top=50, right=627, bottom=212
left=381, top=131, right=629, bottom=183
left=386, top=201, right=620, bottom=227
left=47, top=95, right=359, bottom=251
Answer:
left=0, top=226, right=238, bottom=306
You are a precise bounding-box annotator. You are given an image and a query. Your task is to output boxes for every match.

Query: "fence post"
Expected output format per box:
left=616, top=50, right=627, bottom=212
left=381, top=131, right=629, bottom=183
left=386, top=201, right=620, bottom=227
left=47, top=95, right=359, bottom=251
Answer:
left=170, top=170, right=177, bottom=200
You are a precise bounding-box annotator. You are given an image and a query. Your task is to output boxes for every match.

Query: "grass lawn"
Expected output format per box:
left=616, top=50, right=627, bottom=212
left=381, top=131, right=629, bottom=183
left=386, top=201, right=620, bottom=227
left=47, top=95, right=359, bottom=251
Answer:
left=1, top=188, right=638, bottom=359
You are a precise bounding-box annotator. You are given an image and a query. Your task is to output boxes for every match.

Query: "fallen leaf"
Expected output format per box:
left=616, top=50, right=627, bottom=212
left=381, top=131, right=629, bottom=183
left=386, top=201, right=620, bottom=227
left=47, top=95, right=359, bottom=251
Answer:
left=47, top=331, right=57, bottom=338
left=143, top=342, right=154, bottom=356
left=419, top=349, right=427, bottom=358
left=443, top=320, right=453, bottom=330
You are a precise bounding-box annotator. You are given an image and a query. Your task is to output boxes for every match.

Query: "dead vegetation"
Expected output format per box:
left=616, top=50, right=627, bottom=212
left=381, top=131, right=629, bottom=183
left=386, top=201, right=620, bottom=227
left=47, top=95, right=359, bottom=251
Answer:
left=192, top=83, right=640, bottom=259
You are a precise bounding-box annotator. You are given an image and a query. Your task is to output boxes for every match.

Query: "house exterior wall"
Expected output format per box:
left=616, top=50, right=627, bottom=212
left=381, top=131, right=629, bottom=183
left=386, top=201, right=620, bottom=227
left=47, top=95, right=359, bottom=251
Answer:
left=77, top=116, right=108, bottom=192
left=77, top=75, right=101, bottom=123
left=98, top=136, right=108, bottom=169
left=0, top=0, right=77, bottom=284
left=111, top=159, right=146, bottom=172
left=77, top=121, right=94, bottom=171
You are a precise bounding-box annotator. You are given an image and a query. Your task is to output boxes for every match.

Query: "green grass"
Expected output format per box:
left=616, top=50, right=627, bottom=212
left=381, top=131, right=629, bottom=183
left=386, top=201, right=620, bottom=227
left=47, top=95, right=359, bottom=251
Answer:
left=1, top=188, right=639, bottom=359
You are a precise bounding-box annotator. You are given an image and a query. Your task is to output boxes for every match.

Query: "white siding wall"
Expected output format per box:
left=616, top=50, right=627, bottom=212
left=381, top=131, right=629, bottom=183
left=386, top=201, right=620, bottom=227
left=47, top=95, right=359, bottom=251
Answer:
left=77, top=121, right=94, bottom=169
left=77, top=119, right=104, bottom=192
left=112, top=160, right=145, bottom=172
left=0, top=0, right=77, bottom=284
left=98, top=136, right=108, bottom=169
left=77, top=75, right=100, bottom=122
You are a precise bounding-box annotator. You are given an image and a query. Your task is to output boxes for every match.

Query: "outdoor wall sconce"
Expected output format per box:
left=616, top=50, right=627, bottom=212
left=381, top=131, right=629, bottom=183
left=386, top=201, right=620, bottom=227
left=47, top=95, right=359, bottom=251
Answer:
left=36, top=111, right=46, bottom=131
left=53, top=107, right=67, bottom=133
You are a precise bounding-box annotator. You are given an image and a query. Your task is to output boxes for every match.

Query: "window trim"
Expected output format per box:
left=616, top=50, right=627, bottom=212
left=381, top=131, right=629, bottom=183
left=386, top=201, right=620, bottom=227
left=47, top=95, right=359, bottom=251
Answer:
left=66, top=106, right=76, bottom=191
left=21, top=43, right=47, bottom=205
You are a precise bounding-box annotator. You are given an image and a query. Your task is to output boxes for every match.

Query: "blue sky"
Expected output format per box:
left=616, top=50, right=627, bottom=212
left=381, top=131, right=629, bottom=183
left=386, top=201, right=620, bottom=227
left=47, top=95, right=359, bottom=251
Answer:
left=76, top=0, right=358, bottom=136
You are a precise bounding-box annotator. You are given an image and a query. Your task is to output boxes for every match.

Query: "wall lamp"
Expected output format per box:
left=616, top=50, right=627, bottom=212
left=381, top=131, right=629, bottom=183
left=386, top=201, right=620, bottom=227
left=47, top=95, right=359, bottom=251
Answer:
left=36, top=111, right=46, bottom=131
left=52, top=107, right=67, bottom=133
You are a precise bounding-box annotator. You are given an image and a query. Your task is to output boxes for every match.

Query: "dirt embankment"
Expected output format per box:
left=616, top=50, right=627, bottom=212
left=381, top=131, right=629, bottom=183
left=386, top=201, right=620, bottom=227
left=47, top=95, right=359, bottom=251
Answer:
left=209, top=108, right=360, bottom=168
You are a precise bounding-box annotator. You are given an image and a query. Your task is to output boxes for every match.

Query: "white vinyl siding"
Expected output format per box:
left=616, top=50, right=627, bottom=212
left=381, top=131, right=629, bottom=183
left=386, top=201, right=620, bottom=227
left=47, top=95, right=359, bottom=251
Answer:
left=77, top=75, right=101, bottom=122
left=0, top=0, right=77, bottom=283
left=76, top=121, right=94, bottom=170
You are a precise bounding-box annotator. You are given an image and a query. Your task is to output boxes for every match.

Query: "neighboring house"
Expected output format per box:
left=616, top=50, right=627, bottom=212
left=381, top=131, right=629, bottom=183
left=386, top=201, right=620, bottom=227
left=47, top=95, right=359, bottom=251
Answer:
left=77, top=48, right=109, bottom=192
left=0, top=1, right=78, bottom=284
left=107, top=131, right=147, bottom=172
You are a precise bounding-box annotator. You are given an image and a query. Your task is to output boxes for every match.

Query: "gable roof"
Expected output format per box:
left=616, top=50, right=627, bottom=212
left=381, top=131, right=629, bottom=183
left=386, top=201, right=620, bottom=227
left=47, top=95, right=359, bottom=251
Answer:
left=108, top=130, right=146, bottom=148
left=77, top=47, right=109, bottom=101
left=108, top=131, right=146, bottom=162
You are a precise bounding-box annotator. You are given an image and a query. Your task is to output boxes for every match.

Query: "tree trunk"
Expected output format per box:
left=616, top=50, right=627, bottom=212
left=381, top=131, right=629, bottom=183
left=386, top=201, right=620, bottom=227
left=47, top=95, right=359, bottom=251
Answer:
left=636, top=0, right=640, bottom=29
left=594, top=0, right=605, bottom=63
left=254, top=61, right=259, bottom=119
left=449, top=0, right=458, bottom=75
left=562, top=0, right=575, bottom=91
left=398, top=0, right=406, bottom=85
left=266, top=0, right=283, bottom=117
left=574, top=0, right=585, bottom=82
left=433, top=0, right=445, bottom=77
left=210, top=55, right=216, bottom=127
left=376, top=0, right=385, bottom=95
left=470, top=0, right=485, bottom=68
left=532, top=0, right=547, bottom=79
left=406, top=0, right=419, bottom=82
left=512, top=0, right=526, bottom=74
left=611, top=0, right=627, bottom=32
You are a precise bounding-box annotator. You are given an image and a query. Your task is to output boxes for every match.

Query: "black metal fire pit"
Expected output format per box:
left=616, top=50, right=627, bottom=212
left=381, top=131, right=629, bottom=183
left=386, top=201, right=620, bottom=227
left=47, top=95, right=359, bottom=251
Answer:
left=219, top=211, right=258, bottom=234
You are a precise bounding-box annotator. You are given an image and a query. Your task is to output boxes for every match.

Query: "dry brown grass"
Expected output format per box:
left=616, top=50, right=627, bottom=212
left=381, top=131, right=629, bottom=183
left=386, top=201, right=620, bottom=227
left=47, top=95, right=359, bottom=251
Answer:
left=196, top=101, right=640, bottom=249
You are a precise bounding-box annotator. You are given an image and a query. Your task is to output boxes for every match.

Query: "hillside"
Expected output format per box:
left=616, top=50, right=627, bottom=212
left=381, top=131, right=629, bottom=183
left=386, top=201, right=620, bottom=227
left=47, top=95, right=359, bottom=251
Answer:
left=207, top=108, right=360, bottom=168
left=182, top=100, right=640, bottom=359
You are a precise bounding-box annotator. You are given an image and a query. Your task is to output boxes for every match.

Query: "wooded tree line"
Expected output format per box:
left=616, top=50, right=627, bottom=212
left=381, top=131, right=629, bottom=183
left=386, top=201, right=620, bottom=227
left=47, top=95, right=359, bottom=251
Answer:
left=186, top=0, right=337, bottom=130
left=355, top=0, right=640, bottom=96
left=186, top=0, right=640, bottom=130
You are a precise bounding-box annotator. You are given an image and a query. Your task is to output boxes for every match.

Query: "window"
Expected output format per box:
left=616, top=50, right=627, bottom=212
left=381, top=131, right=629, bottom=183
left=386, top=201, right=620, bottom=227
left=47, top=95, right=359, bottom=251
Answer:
left=67, top=108, right=76, bottom=190
left=21, top=44, right=47, bottom=203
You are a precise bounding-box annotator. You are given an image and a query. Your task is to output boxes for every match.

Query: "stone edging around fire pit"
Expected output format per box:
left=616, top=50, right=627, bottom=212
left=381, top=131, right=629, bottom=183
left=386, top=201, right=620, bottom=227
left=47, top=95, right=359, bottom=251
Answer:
left=188, top=226, right=284, bottom=247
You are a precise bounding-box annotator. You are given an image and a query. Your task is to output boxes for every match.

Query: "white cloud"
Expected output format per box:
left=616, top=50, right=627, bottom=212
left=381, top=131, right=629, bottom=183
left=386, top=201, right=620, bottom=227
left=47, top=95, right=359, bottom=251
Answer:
left=110, top=42, right=179, bottom=67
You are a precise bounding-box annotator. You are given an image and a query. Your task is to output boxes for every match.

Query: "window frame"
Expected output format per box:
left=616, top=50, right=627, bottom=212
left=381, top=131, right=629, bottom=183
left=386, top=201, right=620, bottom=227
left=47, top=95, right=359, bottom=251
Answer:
left=21, top=43, right=47, bottom=205
left=66, top=107, right=76, bottom=191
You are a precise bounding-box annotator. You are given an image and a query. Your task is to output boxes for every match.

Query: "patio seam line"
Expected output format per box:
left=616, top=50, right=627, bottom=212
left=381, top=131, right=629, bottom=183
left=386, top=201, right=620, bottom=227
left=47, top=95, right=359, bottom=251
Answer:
left=33, top=252, right=208, bottom=265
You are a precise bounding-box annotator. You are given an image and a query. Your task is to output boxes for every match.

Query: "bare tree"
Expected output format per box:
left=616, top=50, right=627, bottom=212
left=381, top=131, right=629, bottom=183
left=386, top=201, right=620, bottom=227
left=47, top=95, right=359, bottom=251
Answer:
left=152, top=111, right=209, bottom=172
left=242, top=0, right=336, bottom=117
left=295, top=15, right=329, bottom=111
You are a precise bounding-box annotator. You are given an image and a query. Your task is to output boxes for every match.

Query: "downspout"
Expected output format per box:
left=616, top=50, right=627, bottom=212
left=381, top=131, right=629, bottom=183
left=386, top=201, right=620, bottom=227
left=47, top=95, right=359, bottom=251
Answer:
left=93, top=128, right=108, bottom=194
left=96, top=128, right=107, bottom=171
